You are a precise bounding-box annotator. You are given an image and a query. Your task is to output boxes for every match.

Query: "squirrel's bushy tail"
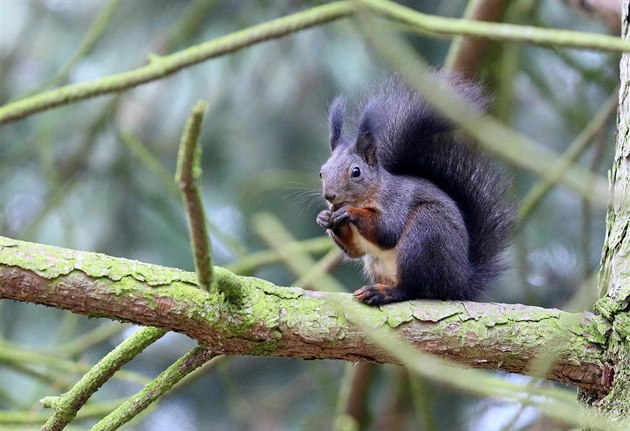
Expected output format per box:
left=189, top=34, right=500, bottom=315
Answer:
left=358, top=75, right=516, bottom=297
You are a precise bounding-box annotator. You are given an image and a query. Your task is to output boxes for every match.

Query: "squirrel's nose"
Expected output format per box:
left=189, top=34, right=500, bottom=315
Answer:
left=324, top=192, right=336, bottom=203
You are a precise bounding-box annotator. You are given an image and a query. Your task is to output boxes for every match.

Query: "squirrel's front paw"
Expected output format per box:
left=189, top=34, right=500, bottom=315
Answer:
left=316, top=209, right=332, bottom=229
left=330, top=205, right=351, bottom=229
left=354, top=284, right=399, bottom=305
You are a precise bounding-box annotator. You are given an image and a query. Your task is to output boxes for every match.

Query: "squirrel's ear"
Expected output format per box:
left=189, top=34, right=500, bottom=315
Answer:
left=328, top=96, right=345, bottom=151
left=356, top=111, right=378, bottom=166
left=356, top=132, right=377, bottom=166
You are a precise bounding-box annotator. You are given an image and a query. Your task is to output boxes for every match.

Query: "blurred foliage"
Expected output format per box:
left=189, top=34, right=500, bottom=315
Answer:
left=0, top=0, right=621, bottom=430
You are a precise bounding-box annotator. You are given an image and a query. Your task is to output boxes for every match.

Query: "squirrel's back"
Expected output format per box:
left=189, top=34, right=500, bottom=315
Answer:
left=350, top=76, right=516, bottom=297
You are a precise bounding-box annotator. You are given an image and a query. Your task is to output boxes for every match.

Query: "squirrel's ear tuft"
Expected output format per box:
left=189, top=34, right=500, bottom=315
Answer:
left=329, top=96, right=345, bottom=151
left=356, top=131, right=377, bottom=166
left=356, top=105, right=379, bottom=166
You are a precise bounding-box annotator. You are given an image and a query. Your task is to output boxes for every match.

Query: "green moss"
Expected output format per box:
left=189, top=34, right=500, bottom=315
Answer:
left=613, top=314, right=630, bottom=340
left=594, top=297, right=622, bottom=320
left=249, top=337, right=281, bottom=356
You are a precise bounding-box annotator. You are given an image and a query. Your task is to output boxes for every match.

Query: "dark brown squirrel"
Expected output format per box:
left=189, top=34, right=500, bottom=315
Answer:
left=316, top=75, right=516, bottom=305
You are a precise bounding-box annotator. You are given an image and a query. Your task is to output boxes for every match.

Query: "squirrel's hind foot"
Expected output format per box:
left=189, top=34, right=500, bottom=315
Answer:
left=353, top=284, right=407, bottom=305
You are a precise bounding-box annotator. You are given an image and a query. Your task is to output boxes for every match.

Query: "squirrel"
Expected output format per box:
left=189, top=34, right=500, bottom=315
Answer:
left=316, top=75, right=516, bottom=305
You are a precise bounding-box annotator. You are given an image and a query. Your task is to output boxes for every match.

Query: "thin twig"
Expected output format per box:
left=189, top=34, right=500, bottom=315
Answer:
left=50, top=321, right=128, bottom=357
left=581, top=126, right=609, bottom=278
left=227, top=237, right=332, bottom=275
left=0, top=340, right=150, bottom=387
left=334, top=362, right=377, bottom=431
left=120, top=130, right=246, bottom=256
left=175, top=100, right=214, bottom=292
left=293, top=247, right=343, bottom=289
left=14, top=0, right=122, bottom=100
left=90, top=347, right=216, bottom=431
left=0, top=398, right=135, bottom=426
left=40, top=327, right=167, bottom=431
left=408, top=370, right=438, bottom=431
left=518, top=92, right=618, bottom=222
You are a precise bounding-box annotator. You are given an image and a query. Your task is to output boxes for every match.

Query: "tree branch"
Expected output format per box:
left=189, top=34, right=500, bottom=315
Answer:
left=0, top=236, right=608, bottom=393
left=362, top=0, right=630, bottom=52
left=1, top=0, right=627, bottom=125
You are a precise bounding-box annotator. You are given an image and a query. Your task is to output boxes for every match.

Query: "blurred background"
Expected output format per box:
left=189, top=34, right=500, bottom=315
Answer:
left=0, top=0, right=622, bottom=430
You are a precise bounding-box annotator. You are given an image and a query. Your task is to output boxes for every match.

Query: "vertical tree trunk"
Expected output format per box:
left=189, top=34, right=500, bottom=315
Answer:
left=588, top=0, right=630, bottom=418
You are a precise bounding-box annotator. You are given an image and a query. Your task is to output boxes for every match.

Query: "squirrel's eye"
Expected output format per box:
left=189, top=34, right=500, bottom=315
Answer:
left=351, top=166, right=361, bottom=178
left=319, top=171, right=323, bottom=179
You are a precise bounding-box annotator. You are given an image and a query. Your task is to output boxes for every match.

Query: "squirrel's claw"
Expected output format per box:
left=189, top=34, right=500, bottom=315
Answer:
left=330, top=205, right=350, bottom=229
left=353, top=284, right=397, bottom=305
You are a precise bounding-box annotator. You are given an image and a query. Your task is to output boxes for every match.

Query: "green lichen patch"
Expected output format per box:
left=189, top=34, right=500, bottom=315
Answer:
left=411, top=301, right=463, bottom=322
left=0, top=236, right=201, bottom=289
left=579, top=313, right=611, bottom=345
left=252, top=275, right=304, bottom=300
left=0, top=238, right=77, bottom=278
left=613, top=313, right=630, bottom=340
left=458, top=303, right=561, bottom=328
left=0, top=238, right=18, bottom=247
left=250, top=339, right=281, bottom=356
left=90, top=254, right=198, bottom=286
left=381, top=301, right=415, bottom=327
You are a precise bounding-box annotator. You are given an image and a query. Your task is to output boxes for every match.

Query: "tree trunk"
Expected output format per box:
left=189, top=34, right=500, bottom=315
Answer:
left=586, top=0, right=630, bottom=418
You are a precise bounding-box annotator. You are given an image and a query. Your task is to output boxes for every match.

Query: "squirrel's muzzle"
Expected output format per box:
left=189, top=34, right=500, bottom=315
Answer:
left=324, top=192, right=337, bottom=203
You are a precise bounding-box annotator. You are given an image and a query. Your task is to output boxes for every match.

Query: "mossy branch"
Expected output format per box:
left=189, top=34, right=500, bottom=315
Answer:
left=1, top=0, right=628, bottom=125
left=0, top=235, right=608, bottom=395
left=0, top=398, right=135, bottom=426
